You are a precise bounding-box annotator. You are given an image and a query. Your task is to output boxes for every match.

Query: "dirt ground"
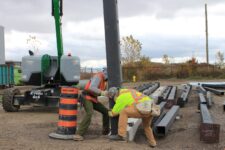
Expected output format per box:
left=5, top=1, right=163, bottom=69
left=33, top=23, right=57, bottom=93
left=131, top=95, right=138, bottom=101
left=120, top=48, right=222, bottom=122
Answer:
left=0, top=80, right=225, bottom=150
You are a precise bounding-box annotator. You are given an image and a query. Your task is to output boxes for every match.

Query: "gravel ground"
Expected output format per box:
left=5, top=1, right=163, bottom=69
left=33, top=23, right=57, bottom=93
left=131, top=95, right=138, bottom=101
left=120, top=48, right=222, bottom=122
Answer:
left=0, top=80, right=225, bottom=150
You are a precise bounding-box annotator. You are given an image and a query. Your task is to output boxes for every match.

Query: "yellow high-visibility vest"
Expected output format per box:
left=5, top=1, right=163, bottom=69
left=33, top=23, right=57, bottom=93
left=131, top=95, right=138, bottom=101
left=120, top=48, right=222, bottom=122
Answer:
left=112, top=89, right=152, bottom=114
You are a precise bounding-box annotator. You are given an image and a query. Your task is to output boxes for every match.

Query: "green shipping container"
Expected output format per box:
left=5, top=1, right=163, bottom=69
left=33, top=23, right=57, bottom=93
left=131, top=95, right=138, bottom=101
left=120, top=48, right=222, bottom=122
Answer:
left=0, top=64, right=14, bottom=87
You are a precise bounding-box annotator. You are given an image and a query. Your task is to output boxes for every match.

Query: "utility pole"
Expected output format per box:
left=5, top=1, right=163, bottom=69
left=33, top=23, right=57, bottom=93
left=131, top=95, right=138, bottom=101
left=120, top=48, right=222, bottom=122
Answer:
left=103, top=0, right=122, bottom=135
left=205, top=3, right=209, bottom=66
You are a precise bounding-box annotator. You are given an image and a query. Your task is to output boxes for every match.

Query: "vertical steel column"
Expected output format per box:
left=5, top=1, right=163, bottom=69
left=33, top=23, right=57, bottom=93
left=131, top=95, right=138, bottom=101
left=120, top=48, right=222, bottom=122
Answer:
left=103, top=0, right=122, bottom=135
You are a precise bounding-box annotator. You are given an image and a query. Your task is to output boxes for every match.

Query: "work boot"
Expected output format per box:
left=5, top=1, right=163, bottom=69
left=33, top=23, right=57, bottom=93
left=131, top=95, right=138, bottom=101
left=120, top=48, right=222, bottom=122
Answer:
left=109, top=134, right=126, bottom=141
left=149, top=141, right=157, bottom=148
left=73, top=134, right=84, bottom=141
left=102, top=128, right=110, bottom=135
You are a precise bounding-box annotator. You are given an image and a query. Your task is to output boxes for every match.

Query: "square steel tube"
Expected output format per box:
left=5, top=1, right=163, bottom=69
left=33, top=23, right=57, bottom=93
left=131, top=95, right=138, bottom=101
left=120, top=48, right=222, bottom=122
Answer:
left=156, top=105, right=180, bottom=136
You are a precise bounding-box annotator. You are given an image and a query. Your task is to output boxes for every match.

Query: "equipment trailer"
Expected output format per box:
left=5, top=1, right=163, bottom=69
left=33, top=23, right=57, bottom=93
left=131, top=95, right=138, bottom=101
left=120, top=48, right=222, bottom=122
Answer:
left=2, top=0, right=80, bottom=112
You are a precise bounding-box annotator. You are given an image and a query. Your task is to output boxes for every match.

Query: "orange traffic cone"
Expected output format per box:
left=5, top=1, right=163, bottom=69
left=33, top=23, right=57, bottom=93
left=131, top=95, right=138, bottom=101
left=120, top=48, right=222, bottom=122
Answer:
left=49, top=86, right=78, bottom=140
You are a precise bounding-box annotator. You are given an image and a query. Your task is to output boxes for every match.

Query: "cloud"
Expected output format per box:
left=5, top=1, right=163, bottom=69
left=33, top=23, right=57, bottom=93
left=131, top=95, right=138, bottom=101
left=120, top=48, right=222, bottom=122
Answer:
left=2, top=0, right=225, bottom=67
left=0, top=0, right=224, bottom=33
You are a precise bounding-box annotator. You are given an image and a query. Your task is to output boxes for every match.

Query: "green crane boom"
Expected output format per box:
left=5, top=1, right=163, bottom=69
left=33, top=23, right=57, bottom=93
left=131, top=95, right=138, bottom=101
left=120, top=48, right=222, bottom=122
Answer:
left=52, top=0, right=63, bottom=66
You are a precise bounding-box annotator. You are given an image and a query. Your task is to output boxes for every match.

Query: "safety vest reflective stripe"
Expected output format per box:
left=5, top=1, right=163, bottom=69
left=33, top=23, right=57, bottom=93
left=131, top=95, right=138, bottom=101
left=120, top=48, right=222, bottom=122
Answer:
left=120, top=89, right=147, bottom=103
left=84, top=72, right=106, bottom=103
left=85, top=95, right=97, bottom=103
left=119, top=89, right=131, bottom=95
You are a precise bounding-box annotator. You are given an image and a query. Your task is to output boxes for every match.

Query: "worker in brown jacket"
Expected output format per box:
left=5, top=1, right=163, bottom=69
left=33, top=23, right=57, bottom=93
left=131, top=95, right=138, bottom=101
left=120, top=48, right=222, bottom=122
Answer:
left=107, top=87, right=157, bottom=148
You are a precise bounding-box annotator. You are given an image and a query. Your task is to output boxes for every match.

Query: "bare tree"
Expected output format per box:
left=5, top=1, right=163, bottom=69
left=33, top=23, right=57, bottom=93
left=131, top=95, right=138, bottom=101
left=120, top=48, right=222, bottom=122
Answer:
left=121, top=35, right=142, bottom=65
left=162, top=54, right=170, bottom=64
left=216, top=51, right=224, bottom=68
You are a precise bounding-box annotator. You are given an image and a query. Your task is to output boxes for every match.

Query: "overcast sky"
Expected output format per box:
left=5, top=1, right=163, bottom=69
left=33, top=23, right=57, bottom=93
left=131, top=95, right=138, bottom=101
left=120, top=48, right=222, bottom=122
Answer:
left=1, top=0, right=225, bottom=67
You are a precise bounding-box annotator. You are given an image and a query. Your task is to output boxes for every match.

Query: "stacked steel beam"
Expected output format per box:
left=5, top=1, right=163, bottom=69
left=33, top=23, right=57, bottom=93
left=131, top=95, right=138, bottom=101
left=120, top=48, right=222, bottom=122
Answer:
left=198, top=89, right=220, bottom=143
left=203, top=86, right=224, bottom=96
left=150, top=86, right=167, bottom=104
left=158, top=86, right=172, bottom=104
left=143, top=82, right=160, bottom=96
left=151, top=85, right=180, bottom=137
left=155, top=105, right=180, bottom=137
left=177, top=84, right=192, bottom=107
left=165, top=86, right=177, bottom=109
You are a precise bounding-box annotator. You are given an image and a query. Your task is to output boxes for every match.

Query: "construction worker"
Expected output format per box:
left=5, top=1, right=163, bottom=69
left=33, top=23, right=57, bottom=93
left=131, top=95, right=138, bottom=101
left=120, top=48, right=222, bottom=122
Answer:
left=107, top=87, right=157, bottom=148
left=73, top=68, right=109, bottom=141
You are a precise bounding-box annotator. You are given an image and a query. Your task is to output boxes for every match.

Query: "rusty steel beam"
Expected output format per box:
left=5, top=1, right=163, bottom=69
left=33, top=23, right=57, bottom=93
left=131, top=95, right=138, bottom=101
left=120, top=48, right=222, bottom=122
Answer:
left=177, top=84, right=192, bottom=107
left=155, top=105, right=180, bottom=137
left=200, top=104, right=220, bottom=143
left=165, top=86, right=177, bottom=109
left=203, top=86, right=224, bottom=96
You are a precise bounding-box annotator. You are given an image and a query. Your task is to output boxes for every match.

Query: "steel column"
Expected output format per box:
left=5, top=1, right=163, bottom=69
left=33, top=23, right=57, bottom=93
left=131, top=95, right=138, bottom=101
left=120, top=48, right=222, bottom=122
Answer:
left=103, top=0, right=122, bottom=135
left=203, top=86, right=224, bottom=96
left=199, top=93, right=207, bottom=104
left=143, top=82, right=160, bottom=96
left=158, top=86, right=172, bottom=103
left=155, top=105, right=180, bottom=136
left=152, top=102, right=166, bottom=129
left=202, top=83, right=225, bottom=89
left=223, top=102, right=225, bottom=112
left=165, top=86, right=177, bottom=109
left=200, top=104, right=220, bottom=143
left=177, top=84, right=192, bottom=107
left=206, top=91, right=212, bottom=108
left=198, top=86, right=207, bottom=95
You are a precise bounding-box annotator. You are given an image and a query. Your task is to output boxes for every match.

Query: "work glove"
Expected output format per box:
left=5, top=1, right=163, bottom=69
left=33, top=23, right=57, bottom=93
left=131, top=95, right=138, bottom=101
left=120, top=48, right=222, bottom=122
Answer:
left=101, top=90, right=108, bottom=96
left=108, top=111, right=114, bottom=117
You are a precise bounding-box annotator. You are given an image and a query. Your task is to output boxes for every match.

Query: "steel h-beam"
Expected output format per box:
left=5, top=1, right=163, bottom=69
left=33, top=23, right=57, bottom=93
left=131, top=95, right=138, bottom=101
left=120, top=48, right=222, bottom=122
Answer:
left=103, top=0, right=122, bottom=135
left=200, top=104, right=220, bottom=143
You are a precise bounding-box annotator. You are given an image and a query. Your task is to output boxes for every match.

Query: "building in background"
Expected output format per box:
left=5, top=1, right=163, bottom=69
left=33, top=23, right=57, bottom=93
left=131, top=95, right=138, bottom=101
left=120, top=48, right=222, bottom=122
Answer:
left=0, top=26, right=5, bottom=64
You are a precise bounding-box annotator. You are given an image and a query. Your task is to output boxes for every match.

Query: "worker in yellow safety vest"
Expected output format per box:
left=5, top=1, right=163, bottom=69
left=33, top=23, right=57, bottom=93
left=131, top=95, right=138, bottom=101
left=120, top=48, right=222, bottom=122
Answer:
left=107, top=87, right=157, bottom=148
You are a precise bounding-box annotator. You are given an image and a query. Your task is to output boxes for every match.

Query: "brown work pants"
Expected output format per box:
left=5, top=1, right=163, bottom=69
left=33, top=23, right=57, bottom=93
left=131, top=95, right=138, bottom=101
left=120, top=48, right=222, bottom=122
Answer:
left=118, top=105, right=156, bottom=145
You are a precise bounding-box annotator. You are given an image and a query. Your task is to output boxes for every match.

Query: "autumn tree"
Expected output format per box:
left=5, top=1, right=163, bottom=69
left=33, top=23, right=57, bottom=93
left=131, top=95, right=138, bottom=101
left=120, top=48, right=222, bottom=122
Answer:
left=216, top=51, right=224, bottom=68
left=121, top=35, right=142, bottom=65
left=162, top=54, right=170, bottom=64
left=138, top=55, right=151, bottom=67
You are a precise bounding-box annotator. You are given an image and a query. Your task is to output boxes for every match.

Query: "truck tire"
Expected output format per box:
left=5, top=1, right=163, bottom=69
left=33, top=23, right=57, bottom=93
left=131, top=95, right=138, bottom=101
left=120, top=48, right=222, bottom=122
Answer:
left=2, top=88, right=21, bottom=112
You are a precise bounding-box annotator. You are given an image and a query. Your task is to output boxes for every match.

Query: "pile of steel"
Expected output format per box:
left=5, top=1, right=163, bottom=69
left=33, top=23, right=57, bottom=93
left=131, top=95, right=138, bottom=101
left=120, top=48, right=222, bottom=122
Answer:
left=143, top=82, right=160, bottom=96
left=152, top=102, right=180, bottom=137
left=158, top=86, right=173, bottom=104
left=150, top=84, right=194, bottom=137
left=134, top=83, right=158, bottom=93
left=165, top=86, right=177, bottom=109
left=195, top=82, right=225, bottom=96
left=177, top=84, right=192, bottom=107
